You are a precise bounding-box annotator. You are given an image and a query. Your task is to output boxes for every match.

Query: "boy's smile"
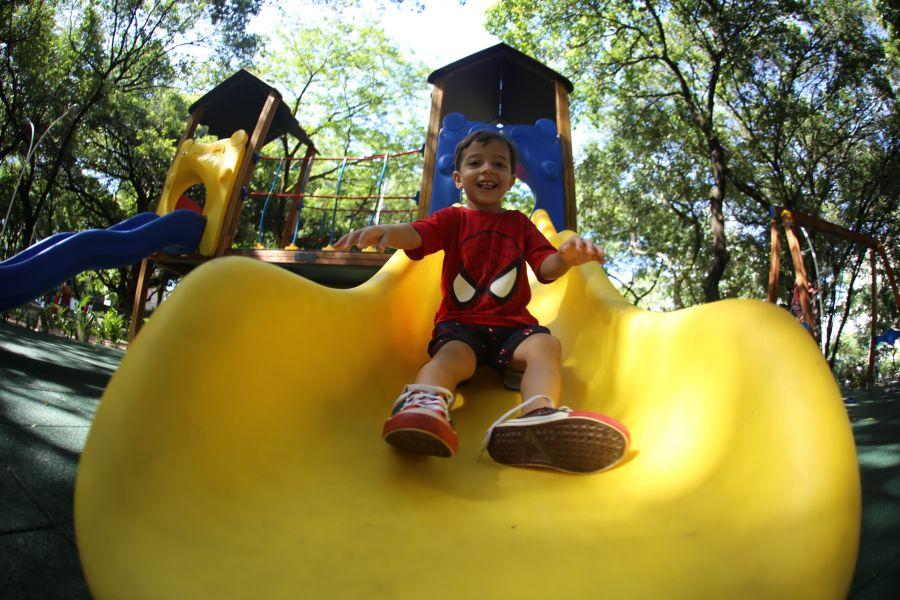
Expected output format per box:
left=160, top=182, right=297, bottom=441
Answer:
left=453, top=139, right=516, bottom=212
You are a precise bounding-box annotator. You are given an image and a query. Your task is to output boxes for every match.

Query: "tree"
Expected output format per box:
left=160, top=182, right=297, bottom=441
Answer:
left=486, top=0, right=896, bottom=377
left=244, top=10, right=429, bottom=249
left=487, top=1, right=895, bottom=292
left=488, top=0, right=804, bottom=301
left=0, top=0, right=264, bottom=256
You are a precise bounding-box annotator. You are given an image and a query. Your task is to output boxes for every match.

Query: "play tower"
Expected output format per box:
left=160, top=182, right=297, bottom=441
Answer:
left=419, top=43, right=577, bottom=231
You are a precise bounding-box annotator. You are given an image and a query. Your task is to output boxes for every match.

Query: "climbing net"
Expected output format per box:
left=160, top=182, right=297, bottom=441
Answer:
left=248, top=148, right=422, bottom=250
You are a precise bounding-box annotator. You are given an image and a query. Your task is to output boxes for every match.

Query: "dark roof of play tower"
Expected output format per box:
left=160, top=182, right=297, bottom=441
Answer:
left=426, top=43, right=574, bottom=125
left=428, top=43, right=574, bottom=92
left=188, top=69, right=314, bottom=148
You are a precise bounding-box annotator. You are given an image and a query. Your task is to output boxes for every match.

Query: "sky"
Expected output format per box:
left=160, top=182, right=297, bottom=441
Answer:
left=251, top=1, right=502, bottom=68
left=366, top=0, right=502, bottom=66
left=248, top=1, right=595, bottom=154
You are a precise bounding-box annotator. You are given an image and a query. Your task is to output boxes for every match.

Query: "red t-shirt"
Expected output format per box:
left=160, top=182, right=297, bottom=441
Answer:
left=405, top=206, right=558, bottom=327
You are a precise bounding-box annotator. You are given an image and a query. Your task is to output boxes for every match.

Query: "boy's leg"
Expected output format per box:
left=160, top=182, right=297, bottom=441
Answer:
left=486, top=332, right=629, bottom=473
left=415, top=340, right=478, bottom=390
left=383, top=341, right=478, bottom=457
left=508, top=333, right=561, bottom=411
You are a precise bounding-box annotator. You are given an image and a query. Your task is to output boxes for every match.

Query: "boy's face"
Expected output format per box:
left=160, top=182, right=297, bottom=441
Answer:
left=453, top=139, right=516, bottom=212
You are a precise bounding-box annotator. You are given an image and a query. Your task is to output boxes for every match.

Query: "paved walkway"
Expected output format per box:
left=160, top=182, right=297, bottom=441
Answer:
left=0, top=320, right=897, bottom=598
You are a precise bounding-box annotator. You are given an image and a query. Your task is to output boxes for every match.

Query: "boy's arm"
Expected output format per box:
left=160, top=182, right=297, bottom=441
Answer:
left=333, top=223, right=422, bottom=252
left=538, top=235, right=607, bottom=281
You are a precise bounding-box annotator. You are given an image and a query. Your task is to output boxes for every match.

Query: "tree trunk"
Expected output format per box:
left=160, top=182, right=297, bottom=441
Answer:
left=703, top=138, right=730, bottom=302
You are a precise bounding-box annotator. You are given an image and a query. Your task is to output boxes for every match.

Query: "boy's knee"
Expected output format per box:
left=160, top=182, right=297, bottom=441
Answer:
left=517, top=333, right=562, bottom=362
left=433, top=340, right=477, bottom=369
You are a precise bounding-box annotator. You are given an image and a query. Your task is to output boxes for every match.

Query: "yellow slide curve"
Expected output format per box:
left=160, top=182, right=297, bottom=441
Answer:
left=75, top=211, right=860, bottom=599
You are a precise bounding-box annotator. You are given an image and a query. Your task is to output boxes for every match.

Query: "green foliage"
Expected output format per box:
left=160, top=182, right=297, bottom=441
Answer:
left=72, top=296, right=98, bottom=342
left=488, top=0, right=897, bottom=382
left=98, top=308, right=126, bottom=347
left=244, top=11, right=429, bottom=249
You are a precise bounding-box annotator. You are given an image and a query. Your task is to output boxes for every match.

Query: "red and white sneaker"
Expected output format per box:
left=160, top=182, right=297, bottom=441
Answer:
left=382, top=385, right=457, bottom=457
left=483, top=399, right=629, bottom=473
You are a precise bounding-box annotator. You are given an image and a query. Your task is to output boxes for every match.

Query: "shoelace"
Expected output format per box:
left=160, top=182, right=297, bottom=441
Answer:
left=480, top=396, right=569, bottom=456
left=395, top=389, right=451, bottom=420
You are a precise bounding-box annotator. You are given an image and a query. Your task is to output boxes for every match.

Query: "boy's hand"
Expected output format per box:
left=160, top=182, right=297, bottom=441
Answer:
left=334, top=226, right=387, bottom=252
left=556, top=235, right=607, bottom=267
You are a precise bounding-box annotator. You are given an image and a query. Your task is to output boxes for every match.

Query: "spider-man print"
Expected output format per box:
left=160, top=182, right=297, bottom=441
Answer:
left=451, top=231, right=523, bottom=308
left=405, top=206, right=558, bottom=328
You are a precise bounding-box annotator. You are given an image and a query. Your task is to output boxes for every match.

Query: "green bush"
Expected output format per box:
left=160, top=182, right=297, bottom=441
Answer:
left=73, top=297, right=98, bottom=342
left=99, top=309, right=126, bottom=347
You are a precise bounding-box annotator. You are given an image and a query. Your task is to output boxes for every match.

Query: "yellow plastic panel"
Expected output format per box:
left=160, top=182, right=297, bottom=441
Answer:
left=157, top=130, right=247, bottom=256
left=75, top=211, right=860, bottom=599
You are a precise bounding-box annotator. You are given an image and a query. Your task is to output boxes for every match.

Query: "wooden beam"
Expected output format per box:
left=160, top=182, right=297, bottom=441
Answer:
left=555, top=80, right=577, bottom=231
left=178, top=105, right=205, bottom=149
left=772, top=206, right=878, bottom=249
left=867, top=248, right=877, bottom=387
left=281, top=144, right=316, bottom=248
left=418, top=80, right=444, bottom=220
left=128, top=259, right=152, bottom=340
left=782, top=215, right=817, bottom=337
left=216, top=90, right=281, bottom=256
left=767, top=219, right=781, bottom=303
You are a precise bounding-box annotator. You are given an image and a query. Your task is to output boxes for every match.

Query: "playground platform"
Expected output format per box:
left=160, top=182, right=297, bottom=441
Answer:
left=0, top=319, right=897, bottom=598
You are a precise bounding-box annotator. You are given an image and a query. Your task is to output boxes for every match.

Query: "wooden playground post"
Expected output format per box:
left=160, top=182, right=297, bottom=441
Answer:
left=128, top=259, right=152, bottom=341
left=868, top=248, right=877, bottom=385
left=215, top=90, right=281, bottom=256
left=417, top=79, right=445, bottom=220
left=554, top=80, right=577, bottom=232
left=129, top=105, right=206, bottom=340
left=281, top=144, right=316, bottom=248
left=781, top=212, right=817, bottom=337
left=768, top=219, right=781, bottom=303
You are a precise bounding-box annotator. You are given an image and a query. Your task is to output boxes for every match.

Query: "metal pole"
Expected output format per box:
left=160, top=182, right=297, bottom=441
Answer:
left=1, top=120, right=35, bottom=256
left=1, top=105, right=76, bottom=255
left=799, top=225, right=826, bottom=354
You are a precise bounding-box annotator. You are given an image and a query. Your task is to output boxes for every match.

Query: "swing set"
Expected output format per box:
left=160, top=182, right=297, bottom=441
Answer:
left=767, top=206, right=899, bottom=385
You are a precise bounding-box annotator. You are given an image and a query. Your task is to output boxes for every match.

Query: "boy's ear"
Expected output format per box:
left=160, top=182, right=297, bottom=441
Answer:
left=453, top=171, right=463, bottom=189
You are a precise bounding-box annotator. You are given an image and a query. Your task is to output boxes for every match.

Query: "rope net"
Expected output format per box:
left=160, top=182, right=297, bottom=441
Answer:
left=244, top=147, right=422, bottom=251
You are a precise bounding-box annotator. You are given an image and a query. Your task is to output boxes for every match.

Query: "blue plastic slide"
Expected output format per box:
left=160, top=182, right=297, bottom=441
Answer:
left=0, top=210, right=206, bottom=311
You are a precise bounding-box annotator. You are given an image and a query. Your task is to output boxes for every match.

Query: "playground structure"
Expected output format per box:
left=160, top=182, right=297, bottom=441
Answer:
left=128, top=48, right=582, bottom=338
left=128, top=69, right=412, bottom=339
left=768, top=206, right=899, bottom=385
left=72, top=45, right=862, bottom=599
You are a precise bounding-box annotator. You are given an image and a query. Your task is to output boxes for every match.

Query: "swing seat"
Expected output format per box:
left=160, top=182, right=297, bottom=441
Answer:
left=75, top=211, right=860, bottom=599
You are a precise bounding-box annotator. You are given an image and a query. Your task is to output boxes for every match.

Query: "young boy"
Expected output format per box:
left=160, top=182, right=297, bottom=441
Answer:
left=335, top=131, right=629, bottom=473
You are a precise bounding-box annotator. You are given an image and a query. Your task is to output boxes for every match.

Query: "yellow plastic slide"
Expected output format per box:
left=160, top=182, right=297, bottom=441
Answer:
left=75, top=212, right=860, bottom=598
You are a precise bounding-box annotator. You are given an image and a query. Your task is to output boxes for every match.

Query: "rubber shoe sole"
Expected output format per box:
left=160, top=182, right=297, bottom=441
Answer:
left=383, top=411, right=457, bottom=457
left=487, top=413, right=628, bottom=473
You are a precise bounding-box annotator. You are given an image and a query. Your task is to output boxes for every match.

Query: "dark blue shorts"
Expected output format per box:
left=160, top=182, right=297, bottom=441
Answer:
left=427, top=321, right=552, bottom=372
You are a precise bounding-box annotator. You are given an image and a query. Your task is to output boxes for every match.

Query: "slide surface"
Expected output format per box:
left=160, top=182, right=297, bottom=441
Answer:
left=75, top=212, right=860, bottom=599
left=0, top=210, right=205, bottom=311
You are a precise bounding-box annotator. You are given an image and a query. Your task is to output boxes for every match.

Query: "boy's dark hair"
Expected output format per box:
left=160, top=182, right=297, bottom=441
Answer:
left=453, top=130, right=517, bottom=173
